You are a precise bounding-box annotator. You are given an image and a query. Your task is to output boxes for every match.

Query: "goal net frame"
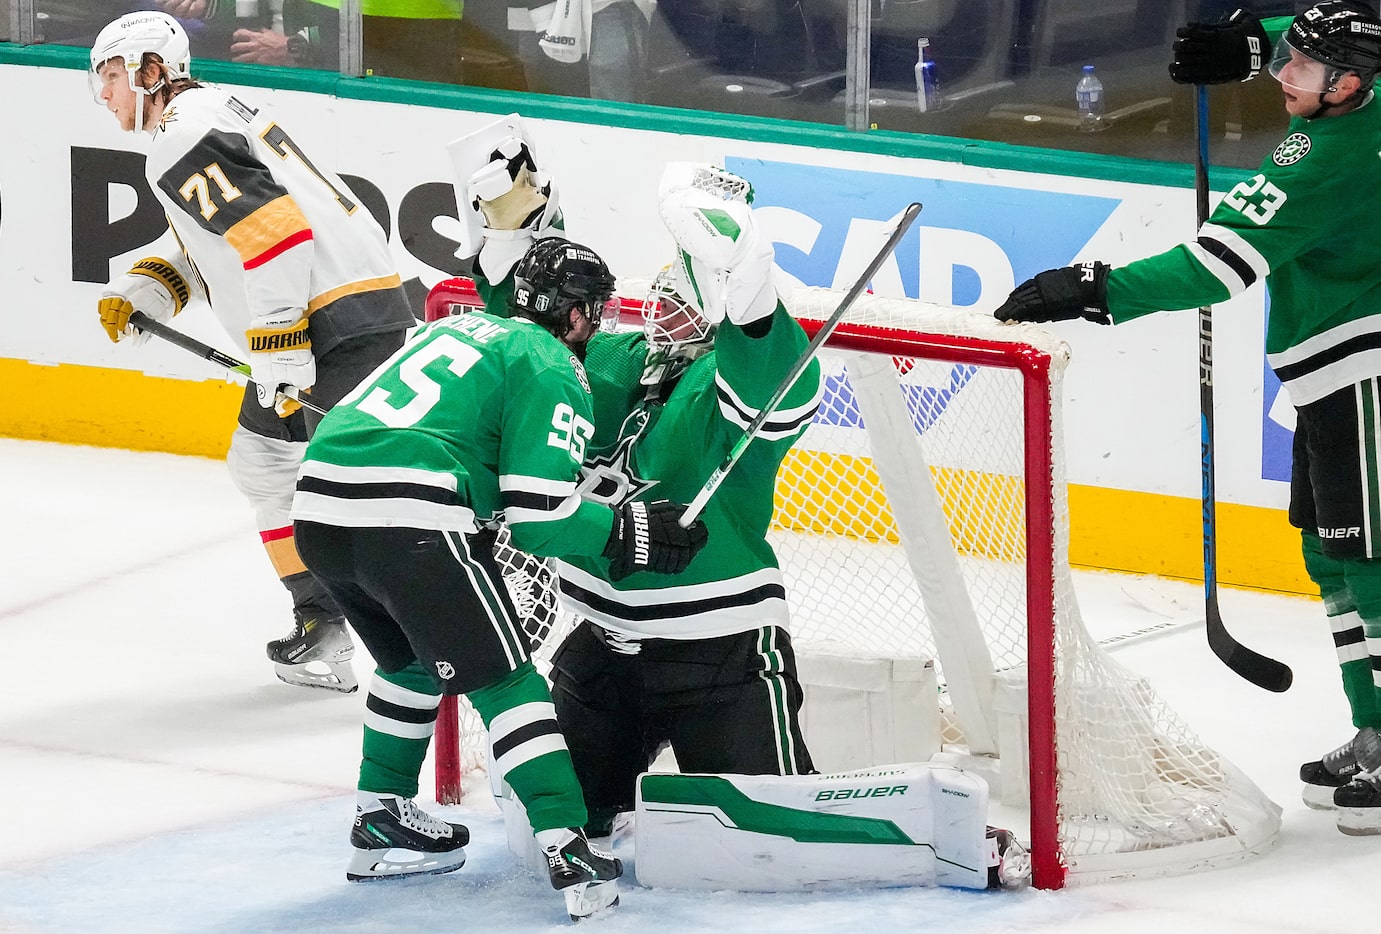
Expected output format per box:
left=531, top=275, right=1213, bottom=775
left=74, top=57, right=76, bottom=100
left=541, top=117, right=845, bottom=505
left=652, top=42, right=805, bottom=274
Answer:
left=419, top=276, right=1280, bottom=891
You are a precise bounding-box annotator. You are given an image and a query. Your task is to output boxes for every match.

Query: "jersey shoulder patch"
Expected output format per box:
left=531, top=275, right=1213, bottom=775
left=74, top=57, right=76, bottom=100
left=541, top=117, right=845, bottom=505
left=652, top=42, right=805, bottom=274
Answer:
left=1272, top=132, right=1312, bottom=167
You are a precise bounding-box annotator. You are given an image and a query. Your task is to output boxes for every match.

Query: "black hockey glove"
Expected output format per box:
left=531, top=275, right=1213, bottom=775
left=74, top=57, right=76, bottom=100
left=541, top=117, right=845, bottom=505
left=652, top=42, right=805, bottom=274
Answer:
left=994, top=262, right=1112, bottom=325
left=603, top=499, right=709, bottom=582
left=1169, top=9, right=1269, bottom=85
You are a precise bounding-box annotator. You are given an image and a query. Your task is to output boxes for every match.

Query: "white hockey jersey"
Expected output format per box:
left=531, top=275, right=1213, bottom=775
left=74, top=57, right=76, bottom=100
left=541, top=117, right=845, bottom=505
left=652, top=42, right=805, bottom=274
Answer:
left=143, top=86, right=413, bottom=357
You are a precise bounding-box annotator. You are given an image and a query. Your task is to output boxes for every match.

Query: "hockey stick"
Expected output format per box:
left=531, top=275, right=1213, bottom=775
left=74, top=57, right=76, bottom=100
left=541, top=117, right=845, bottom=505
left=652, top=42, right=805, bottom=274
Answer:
left=1194, top=86, right=1292, bottom=692
left=678, top=201, right=923, bottom=527
left=130, top=311, right=328, bottom=417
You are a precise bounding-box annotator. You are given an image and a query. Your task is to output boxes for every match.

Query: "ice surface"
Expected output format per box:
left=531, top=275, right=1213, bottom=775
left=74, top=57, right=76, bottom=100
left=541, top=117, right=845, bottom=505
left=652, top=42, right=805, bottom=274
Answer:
left=0, top=439, right=1370, bottom=933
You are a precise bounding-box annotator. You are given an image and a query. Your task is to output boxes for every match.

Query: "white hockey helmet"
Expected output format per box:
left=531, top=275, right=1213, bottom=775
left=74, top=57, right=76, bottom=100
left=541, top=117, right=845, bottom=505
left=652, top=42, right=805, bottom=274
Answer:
left=640, top=262, right=717, bottom=386
left=89, top=11, right=191, bottom=131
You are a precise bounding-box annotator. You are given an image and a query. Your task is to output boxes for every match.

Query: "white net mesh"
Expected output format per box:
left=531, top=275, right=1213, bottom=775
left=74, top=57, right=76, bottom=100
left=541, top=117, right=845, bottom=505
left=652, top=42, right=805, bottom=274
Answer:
left=781, top=288, right=1280, bottom=882
left=441, top=283, right=1281, bottom=883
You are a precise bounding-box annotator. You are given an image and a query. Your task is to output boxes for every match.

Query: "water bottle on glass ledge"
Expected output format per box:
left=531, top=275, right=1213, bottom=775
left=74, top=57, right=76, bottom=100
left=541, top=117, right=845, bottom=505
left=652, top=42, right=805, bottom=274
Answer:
left=1076, top=64, right=1105, bottom=132
left=915, top=38, right=941, bottom=113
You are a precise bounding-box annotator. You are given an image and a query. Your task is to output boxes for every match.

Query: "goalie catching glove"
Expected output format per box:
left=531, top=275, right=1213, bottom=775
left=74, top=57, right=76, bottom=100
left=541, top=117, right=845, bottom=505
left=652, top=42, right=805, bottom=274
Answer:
left=245, top=311, right=315, bottom=417
left=98, top=257, right=191, bottom=346
left=659, top=181, right=778, bottom=328
left=466, top=136, right=563, bottom=282
left=603, top=500, right=709, bottom=582
left=994, top=262, right=1112, bottom=325
left=1169, top=9, right=1269, bottom=85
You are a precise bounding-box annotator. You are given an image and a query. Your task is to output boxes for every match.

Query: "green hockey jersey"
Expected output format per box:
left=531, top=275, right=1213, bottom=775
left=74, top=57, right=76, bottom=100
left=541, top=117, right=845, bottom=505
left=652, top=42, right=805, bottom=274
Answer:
left=291, top=311, right=614, bottom=560
left=555, top=305, right=824, bottom=640
left=1105, top=93, right=1381, bottom=406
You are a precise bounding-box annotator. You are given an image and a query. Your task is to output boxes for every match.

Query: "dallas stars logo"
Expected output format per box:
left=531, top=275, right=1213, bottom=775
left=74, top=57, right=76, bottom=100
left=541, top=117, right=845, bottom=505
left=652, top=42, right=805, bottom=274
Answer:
left=574, top=409, right=658, bottom=506
left=1273, top=132, right=1311, bottom=166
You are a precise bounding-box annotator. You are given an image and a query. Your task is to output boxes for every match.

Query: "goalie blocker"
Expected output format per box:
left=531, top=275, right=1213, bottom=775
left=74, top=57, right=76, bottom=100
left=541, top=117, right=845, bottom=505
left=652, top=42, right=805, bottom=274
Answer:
left=635, top=764, right=1028, bottom=891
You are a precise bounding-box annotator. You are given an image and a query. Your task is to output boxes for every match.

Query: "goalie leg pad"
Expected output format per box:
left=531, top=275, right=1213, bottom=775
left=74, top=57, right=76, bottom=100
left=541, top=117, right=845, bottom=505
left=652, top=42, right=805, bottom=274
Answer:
left=634, top=763, right=997, bottom=891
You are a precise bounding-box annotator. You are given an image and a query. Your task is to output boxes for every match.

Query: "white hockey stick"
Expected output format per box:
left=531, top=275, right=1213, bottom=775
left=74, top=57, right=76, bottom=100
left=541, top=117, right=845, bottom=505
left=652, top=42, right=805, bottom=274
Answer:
left=678, top=201, right=923, bottom=527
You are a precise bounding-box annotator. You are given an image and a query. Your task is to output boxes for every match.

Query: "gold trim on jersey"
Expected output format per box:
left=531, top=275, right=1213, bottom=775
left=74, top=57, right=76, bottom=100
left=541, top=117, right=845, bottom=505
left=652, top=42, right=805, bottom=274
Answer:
left=224, top=194, right=311, bottom=263
left=306, top=274, right=405, bottom=317
left=264, top=534, right=309, bottom=578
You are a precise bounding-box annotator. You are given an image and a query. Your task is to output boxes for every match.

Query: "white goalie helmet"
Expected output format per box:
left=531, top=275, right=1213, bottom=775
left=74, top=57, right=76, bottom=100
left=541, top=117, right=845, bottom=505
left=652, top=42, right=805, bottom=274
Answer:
left=89, top=11, right=191, bottom=132
left=639, top=161, right=760, bottom=386
left=640, top=262, right=717, bottom=386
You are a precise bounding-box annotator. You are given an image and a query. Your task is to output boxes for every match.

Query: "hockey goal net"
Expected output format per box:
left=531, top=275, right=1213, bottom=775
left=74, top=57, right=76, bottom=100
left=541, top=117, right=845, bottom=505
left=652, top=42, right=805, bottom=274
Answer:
left=422, top=278, right=1281, bottom=890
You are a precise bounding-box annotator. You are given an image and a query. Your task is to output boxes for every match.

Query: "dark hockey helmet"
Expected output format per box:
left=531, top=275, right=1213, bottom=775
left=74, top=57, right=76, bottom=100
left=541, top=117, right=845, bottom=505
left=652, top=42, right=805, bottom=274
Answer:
left=510, top=237, right=617, bottom=339
left=1271, top=1, right=1381, bottom=91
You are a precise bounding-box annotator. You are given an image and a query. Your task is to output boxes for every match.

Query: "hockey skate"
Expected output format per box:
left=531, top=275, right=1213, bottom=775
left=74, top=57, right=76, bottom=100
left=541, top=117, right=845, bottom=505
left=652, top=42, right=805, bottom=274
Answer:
left=1301, top=727, right=1380, bottom=810
left=347, top=793, right=470, bottom=881
left=986, top=826, right=1032, bottom=889
left=541, top=828, right=623, bottom=921
left=1335, top=766, right=1381, bottom=835
left=267, top=614, right=358, bottom=693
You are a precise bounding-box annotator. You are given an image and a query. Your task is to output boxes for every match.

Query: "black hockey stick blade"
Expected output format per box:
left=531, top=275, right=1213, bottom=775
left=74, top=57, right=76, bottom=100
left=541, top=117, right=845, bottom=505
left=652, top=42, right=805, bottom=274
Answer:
left=1194, top=86, right=1292, bottom=693
left=1205, top=598, right=1293, bottom=692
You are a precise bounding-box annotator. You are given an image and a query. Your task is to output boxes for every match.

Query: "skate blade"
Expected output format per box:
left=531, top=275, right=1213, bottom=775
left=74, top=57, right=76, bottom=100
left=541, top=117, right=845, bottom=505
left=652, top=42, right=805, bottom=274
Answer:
left=346, top=845, right=466, bottom=881
left=1303, top=784, right=1339, bottom=810
left=1336, top=808, right=1381, bottom=835
left=565, top=880, right=619, bottom=921
left=275, top=660, right=358, bottom=694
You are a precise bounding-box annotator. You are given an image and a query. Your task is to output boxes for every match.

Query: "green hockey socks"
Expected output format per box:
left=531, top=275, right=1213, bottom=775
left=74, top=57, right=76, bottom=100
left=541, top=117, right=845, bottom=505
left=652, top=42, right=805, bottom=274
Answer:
left=1304, top=532, right=1381, bottom=729
left=467, top=661, right=588, bottom=834
left=358, top=662, right=442, bottom=798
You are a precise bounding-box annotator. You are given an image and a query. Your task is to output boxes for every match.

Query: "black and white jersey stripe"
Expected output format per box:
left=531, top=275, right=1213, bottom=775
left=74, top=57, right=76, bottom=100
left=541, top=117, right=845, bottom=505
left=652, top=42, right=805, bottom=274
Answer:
left=715, top=371, right=823, bottom=440
left=291, top=461, right=477, bottom=530
left=499, top=474, right=583, bottom=528
left=1190, top=223, right=1271, bottom=297
left=1268, top=319, right=1381, bottom=406
left=554, top=561, right=789, bottom=638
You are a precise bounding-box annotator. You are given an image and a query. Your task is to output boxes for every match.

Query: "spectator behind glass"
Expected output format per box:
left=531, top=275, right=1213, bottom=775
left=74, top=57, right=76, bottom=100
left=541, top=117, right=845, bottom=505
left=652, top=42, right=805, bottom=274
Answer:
left=508, top=0, right=655, bottom=101
left=288, top=0, right=465, bottom=83
left=153, top=0, right=292, bottom=64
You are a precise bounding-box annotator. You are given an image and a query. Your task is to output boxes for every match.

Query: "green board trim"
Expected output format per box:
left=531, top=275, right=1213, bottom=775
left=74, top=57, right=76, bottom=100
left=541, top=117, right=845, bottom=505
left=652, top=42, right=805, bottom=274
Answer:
left=3, top=41, right=1255, bottom=191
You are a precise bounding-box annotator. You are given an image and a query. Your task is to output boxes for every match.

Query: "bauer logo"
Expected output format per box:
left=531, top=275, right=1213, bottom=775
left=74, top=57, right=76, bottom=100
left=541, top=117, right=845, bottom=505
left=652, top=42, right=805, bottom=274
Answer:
left=815, top=785, right=908, bottom=801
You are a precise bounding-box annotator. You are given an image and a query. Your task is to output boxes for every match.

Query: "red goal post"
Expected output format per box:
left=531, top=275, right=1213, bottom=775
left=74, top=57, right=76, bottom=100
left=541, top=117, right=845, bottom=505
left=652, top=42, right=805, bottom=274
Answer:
left=420, top=276, right=1280, bottom=891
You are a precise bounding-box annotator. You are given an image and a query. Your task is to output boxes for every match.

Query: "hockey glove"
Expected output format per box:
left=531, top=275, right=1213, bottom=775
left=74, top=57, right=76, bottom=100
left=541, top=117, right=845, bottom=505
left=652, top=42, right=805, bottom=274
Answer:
left=661, top=186, right=778, bottom=327
left=245, top=312, right=316, bottom=417
left=467, top=137, right=564, bottom=282
left=994, top=262, right=1112, bottom=325
left=98, top=257, right=191, bottom=346
left=1169, top=9, right=1269, bottom=85
left=603, top=500, right=709, bottom=582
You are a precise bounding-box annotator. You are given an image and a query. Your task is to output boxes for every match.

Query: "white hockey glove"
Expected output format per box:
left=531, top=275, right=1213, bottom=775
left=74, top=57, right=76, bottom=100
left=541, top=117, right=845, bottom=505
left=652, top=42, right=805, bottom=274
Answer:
left=466, top=136, right=564, bottom=282
left=98, top=257, right=191, bottom=346
left=660, top=187, right=778, bottom=328
left=245, top=311, right=315, bottom=417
